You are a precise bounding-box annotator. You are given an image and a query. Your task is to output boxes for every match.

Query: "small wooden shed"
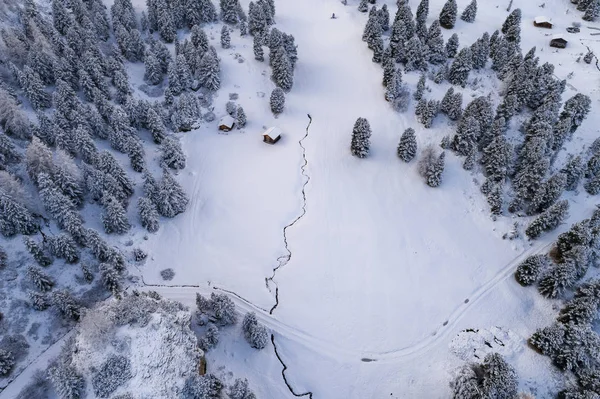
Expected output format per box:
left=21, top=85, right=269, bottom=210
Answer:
left=218, top=116, right=235, bottom=132
left=262, top=127, right=282, bottom=144
left=533, top=16, right=553, bottom=29
left=550, top=35, right=568, bottom=49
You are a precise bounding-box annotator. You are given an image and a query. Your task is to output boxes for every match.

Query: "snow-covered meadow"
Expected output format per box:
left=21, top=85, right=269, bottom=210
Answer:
left=126, top=0, right=600, bottom=397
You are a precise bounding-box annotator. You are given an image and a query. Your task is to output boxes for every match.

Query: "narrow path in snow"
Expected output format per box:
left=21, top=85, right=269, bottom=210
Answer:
left=265, top=114, right=313, bottom=315
left=131, top=238, right=553, bottom=363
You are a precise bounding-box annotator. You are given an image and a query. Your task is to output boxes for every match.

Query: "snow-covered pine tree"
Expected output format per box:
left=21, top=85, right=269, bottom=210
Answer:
left=451, top=365, right=480, bottom=399
left=144, top=51, right=164, bottom=85
left=253, top=35, right=264, bottom=61
left=47, top=233, right=79, bottom=264
left=558, top=295, right=599, bottom=325
left=29, top=291, right=50, bottom=311
left=448, top=47, right=472, bottom=87
left=350, top=117, right=371, bottom=158
left=427, top=151, right=445, bottom=187
left=414, top=73, right=426, bottom=101
left=271, top=47, right=294, bottom=91
left=482, top=135, right=511, bottom=182
left=146, top=108, right=167, bottom=144
left=27, top=266, right=54, bottom=291
left=270, top=88, right=285, bottom=115
left=538, top=263, right=577, bottom=298
left=385, top=68, right=403, bottom=103
left=446, top=33, right=459, bottom=58
left=24, top=237, right=53, bottom=267
left=530, top=173, right=567, bottom=214
left=439, top=0, right=457, bottom=29
left=0, top=350, right=14, bottom=376
left=453, top=117, right=480, bottom=156
left=48, top=360, right=85, bottom=399
left=161, top=135, right=186, bottom=170
left=463, top=147, right=476, bottom=170
left=242, top=312, right=268, bottom=349
left=481, top=353, right=518, bottom=399
left=199, top=323, right=220, bottom=351
left=415, top=0, right=429, bottom=41
left=378, top=4, right=390, bottom=32
left=404, top=36, right=426, bottom=72
left=0, top=247, right=6, bottom=269
left=397, top=128, right=417, bottom=162
left=102, top=194, right=130, bottom=234
left=138, top=196, right=160, bottom=232
left=156, top=169, right=189, bottom=218
left=372, top=36, right=384, bottom=63
left=175, top=54, right=193, bottom=91
left=529, top=323, right=565, bottom=358
left=236, top=107, right=247, bottom=128
left=221, top=26, right=231, bottom=49
left=248, top=2, right=267, bottom=36
left=221, top=0, right=240, bottom=24
left=52, top=289, right=81, bottom=320
left=471, top=34, right=489, bottom=70
left=19, top=66, right=52, bottom=110
left=38, top=173, right=79, bottom=229
left=382, top=58, right=395, bottom=88
left=585, top=173, right=600, bottom=195
left=515, top=254, right=548, bottom=286
left=460, top=0, right=477, bottom=23
left=74, top=125, right=98, bottom=165
left=440, top=88, right=462, bottom=121
left=96, top=151, right=134, bottom=198
left=583, top=1, right=600, bottom=21
left=501, top=8, right=521, bottom=43
left=486, top=183, right=503, bottom=215
left=358, top=0, right=368, bottom=13
left=526, top=200, right=570, bottom=239
left=578, top=0, right=595, bottom=11
left=228, top=378, right=256, bottom=399
left=53, top=149, right=84, bottom=207
left=100, top=263, right=121, bottom=297
left=211, top=292, right=236, bottom=325
left=561, top=155, right=584, bottom=191
left=418, top=100, right=439, bottom=129
left=198, top=50, right=221, bottom=92
left=427, top=20, right=446, bottom=65
left=561, top=93, right=592, bottom=134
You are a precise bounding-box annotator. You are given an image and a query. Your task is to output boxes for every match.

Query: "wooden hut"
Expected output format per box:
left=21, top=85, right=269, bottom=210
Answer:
left=262, top=127, right=282, bottom=144
left=218, top=116, right=235, bottom=132
left=533, top=16, right=553, bottom=29
left=550, top=35, right=568, bottom=49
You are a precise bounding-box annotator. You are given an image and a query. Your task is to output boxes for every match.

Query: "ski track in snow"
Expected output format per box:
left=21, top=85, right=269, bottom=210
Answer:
left=265, top=114, right=313, bottom=315
left=132, top=238, right=553, bottom=364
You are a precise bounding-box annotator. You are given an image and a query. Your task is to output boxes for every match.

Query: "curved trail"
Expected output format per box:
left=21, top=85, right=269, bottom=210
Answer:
left=136, top=239, right=553, bottom=363
left=265, top=114, right=313, bottom=314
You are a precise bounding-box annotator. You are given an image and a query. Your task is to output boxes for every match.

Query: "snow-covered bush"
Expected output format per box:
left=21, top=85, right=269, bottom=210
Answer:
left=0, top=349, right=15, bottom=376
left=242, top=312, right=269, bottom=349
left=211, top=293, right=237, bottom=326
left=91, top=355, right=132, bottom=398
left=228, top=378, right=256, bottom=399
left=350, top=117, right=371, bottom=158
